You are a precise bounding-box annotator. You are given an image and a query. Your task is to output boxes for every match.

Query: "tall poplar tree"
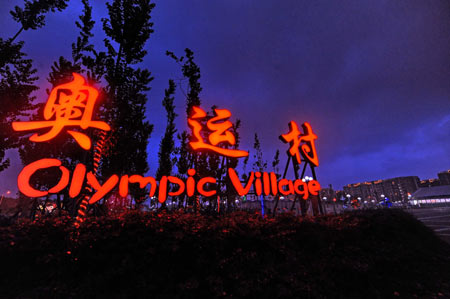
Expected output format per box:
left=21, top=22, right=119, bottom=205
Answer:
left=0, top=0, right=69, bottom=172
left=253, top=133, right=267, bottom=172
left=18, top=0, right=155, bottom=212
left=169, top=49, right=245, bottom=211
left=156, top=79, right=177, bottom=180
left=100, top=0, right=155, bottom=203
left=18, top=0, right=101, bottom=215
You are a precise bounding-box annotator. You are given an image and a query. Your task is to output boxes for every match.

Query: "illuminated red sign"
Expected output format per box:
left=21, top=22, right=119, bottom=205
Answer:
left=17, top=158, right=320, bottom=203
left=228, top=168, right=320, bottom=199
left=188, top=106, right=248, bottom=158
left=12, top=73, right=110, bottom=150
left=280, top=121, right=319, bottom=167
left=12, top=73, right=322, bottom=215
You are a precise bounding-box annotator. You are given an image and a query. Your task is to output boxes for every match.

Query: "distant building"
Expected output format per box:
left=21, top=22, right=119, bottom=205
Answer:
left=319, top=185, right=335, bottom=201
left=343, top=176, right=420, bottom=202
left=438, top=170, right=450, bottom=185
left=419, top=170, right=450, bottom=187
left=419, top=178, right=441, bottom=187
left=411, top=185, right=450, bottom=205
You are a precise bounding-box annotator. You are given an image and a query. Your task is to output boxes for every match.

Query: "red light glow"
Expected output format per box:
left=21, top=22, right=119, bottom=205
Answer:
left=12, top=73, right=110, bottom=150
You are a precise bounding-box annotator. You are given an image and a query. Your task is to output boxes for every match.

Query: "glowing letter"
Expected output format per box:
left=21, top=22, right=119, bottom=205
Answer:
left=87, top=172, right=119, bottom=204
left=254, top=172, right=262, bottom=196
left=270, top=172, right=278, bottom=195
left=69, top=163, right=86, bottom=198
left=197, top=177, right=217, bottom=197
left=119, top=175, right=129, bottom=197
left=168, top=176, right=185, bottom=196
left=280, top=121, right=319, bottom=166
left=278, top=179, right=294, bottom=196
left=158, top=176, right=168, bottom=203
left=188, top=106, right=248, bottom=158
left=263, top=172, right=271, bottom=196
left=18, top=158, right=69, bottom=197
left=308, top=180, right=321, bottom=196
left=187, top=169, right=196, bottom=197
left=294, top=179, right=309, bottom=200
left=129, top=175, right=157, bottom=197
left=228, top=168, right=254, bottom=196
left=12, top=73, right=110, bottom=150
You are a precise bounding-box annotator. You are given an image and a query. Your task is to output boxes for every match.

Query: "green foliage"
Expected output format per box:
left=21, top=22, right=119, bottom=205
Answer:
left=253, top=133, right=267, bottom=172
left=241, top=153, right=250, bottom=180
left=0, top=39, right=38, bottom=171
left=169, top=49, right=202, bottom=178
left=169, top=48, right=246, bottom=209
left=102, top=0, right=155, bottom=65
left=156, top=80, right=177, bottom=180
left=100, top=0, right=155, bottom=202
left=175, top=131, right=190, bottom=176
left=17, top=0, right=98, bottom=215
left=167, top=48, right=201, bottom=117
left=10, top=0, right=69, bottom=32
left=272, top=149, right=280, bottom=175
left=16, top=0, right=155, bottom=209
left=0, top=0, right=69, bottom=172
left=72, top=0, right=95, bottom=66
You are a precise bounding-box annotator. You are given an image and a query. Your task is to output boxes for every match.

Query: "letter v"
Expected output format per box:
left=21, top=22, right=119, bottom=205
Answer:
left=87, top=172, right=119, bottom=204
left=228, top=168, right=254, bottom=196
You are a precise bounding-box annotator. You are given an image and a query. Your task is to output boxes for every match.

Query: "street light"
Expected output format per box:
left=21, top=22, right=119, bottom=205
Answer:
left=303, top=176, right=313, bottom=182
left=0, top=190, right=11, bottom=207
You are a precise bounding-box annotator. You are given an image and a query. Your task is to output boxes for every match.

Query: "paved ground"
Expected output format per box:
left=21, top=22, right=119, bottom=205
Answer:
left=408, top=206, right=450, bottom=244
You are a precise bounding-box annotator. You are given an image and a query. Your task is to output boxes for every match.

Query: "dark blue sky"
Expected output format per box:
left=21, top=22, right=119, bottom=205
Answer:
left=1, top=0, right=449, bottom=194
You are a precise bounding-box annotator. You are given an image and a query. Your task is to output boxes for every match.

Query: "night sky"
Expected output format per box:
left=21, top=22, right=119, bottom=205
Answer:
left=1, top=0, right=449, bottom=195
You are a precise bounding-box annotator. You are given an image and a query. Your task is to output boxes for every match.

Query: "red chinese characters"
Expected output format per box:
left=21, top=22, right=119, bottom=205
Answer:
left=12, top=73, right=110, bottom=150
left=188, top=106, right=248, bottom=158
left=280, top=121, right=319, bottom=167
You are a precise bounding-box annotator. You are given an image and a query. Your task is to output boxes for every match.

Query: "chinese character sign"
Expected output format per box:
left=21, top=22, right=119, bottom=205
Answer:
left=12, top=73, right=110, bottom=150
left=280, top=121, right=319, bottom=167
left=188, top=106, right=248, bottom=158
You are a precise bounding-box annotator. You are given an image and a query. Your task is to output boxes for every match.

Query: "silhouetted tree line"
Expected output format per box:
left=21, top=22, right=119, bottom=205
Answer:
left=1, top=0, right=284, bottom=218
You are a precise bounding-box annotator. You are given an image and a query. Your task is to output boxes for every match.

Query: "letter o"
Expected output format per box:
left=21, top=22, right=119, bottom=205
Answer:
left=18, top=159, right=69, bottom=197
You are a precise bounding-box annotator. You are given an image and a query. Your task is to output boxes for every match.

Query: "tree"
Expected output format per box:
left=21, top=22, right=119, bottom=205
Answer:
left=17, top=0, right=156, bottom=213
left=169, top=49, right=246, bottom=212
left=166, top=48, right=201, bottom=117
left=156, top=80, right=177, bottom=180
left=272, top=149, right=280, bottom=176
left=99, top=0, right=155, bottom=204
left=0, top=0, right=69, bottom=172
left=17, top=0, right=99, bottom=216
left=169, top=48, right=202, bottom=180
left=253, top=133, right=267, bottom=172
left=9, top=0, right=69, bottom=42
left=169, top=49, right=203, bottom=210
